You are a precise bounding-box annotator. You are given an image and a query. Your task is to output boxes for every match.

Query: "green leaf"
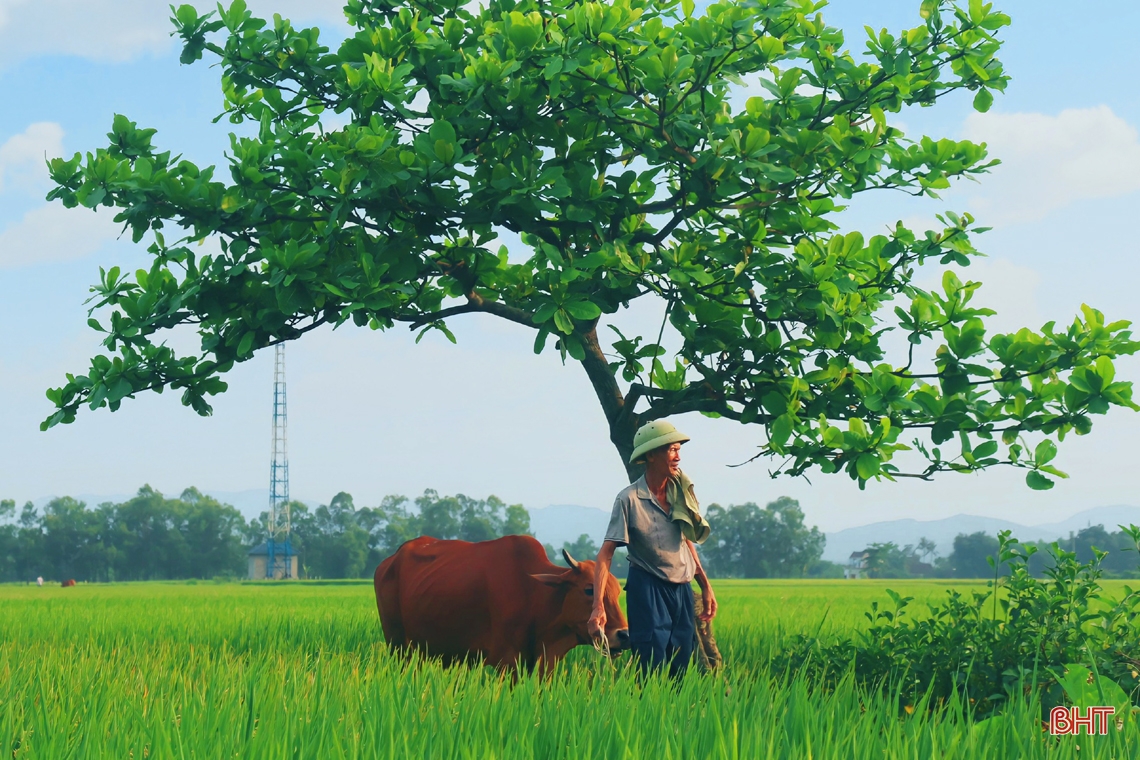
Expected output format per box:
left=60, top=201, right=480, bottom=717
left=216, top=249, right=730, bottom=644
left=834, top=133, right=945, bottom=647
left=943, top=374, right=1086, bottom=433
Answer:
left=769, top=414, right=794, bottom=449
left=553, top=309, right=574, bottom=334
left=973, top=440, right=999, bottom=459
left=823, top=426, right=845, bottom=448
left=1026, top=471, right=1054, bottom=491
left=563, top=300, right=601, bottom=321
left=533, top=328, right=550, bottom=354
left=237, top=332, right=255, bottom=357
left=1034, top=439, right=1057, bottom=466
left=972, top=88, right=993, bottom=113
left=856, top=453, right=881, bottom=480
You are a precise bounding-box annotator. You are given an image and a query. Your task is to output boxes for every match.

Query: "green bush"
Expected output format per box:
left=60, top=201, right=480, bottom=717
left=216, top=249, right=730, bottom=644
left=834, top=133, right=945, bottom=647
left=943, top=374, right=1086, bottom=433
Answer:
left=776, top=528, right=1140, bottom=720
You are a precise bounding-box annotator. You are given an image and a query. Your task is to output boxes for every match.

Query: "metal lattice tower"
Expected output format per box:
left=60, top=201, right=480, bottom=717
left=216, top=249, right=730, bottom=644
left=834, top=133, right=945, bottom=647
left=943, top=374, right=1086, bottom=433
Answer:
left=267, top=343, right=292, bottom=578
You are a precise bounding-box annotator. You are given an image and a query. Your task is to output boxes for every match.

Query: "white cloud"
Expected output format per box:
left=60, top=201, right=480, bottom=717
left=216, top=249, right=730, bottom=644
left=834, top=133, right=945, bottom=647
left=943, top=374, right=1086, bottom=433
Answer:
left=0, top=1, right=348, bottom=68
left=0, top=203, right=119, bottom=268
left=961, top=106, right=1140, bottom=225
left=0, top=122, right=63, bottom=193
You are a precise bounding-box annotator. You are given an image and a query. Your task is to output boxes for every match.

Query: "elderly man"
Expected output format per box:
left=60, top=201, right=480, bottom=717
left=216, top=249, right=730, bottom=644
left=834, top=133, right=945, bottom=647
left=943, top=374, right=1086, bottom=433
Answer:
left=587, top=420, right=717, bottom=678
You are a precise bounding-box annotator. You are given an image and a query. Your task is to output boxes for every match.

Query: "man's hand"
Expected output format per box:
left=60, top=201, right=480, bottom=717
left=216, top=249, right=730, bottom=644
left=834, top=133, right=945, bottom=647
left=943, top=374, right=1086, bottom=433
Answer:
left=587, top=606, right=607, bottom=640
left=698, top=586, right=718, bottom=622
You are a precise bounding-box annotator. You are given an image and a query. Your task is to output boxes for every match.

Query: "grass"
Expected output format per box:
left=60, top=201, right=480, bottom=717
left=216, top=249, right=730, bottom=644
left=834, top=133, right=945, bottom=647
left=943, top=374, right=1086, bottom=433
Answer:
left=3, top=580, right=1137, bottom=758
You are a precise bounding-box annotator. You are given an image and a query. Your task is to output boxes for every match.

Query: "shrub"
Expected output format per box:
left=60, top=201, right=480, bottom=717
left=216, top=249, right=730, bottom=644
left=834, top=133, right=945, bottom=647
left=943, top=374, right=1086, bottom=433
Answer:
left=775, top=527, right=1140, bottom=719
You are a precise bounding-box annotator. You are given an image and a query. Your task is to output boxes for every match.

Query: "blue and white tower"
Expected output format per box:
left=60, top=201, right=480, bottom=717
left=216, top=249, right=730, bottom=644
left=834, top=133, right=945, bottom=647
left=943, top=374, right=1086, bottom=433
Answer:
left=267, top=343, right=292, bottom=578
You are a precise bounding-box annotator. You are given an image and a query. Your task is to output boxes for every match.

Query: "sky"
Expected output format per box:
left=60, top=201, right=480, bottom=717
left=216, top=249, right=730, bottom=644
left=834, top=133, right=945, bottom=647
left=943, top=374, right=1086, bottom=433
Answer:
left=2, top=1, right=1139, bottom=534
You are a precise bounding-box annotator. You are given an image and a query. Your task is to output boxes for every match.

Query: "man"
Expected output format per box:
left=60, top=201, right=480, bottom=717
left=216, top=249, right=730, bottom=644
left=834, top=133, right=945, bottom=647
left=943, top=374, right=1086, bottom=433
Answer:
left=587, top=420, right=717, bottom=678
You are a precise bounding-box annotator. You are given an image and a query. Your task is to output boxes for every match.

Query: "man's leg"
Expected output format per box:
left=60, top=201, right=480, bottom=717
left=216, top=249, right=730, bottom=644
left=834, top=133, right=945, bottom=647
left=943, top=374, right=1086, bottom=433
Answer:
left=626, top=564, right=670, bottom=675
left=665, top=581, right=696, bottom=679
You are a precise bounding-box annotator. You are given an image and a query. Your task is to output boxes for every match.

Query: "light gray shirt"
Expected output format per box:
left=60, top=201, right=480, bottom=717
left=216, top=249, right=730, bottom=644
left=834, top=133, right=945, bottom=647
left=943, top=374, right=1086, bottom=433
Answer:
left=604, top=475, right=696, bottom=584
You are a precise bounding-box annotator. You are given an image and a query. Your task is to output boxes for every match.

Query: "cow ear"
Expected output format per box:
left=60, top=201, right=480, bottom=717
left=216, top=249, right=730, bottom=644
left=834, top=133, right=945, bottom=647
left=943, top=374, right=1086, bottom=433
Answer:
left=530, top=572, right=572, bottom=586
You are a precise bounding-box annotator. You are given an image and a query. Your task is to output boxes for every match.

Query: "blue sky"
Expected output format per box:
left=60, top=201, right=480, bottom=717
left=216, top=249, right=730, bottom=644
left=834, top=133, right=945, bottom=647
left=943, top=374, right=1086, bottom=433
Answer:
left=2, top=1, right=1139, bottom=535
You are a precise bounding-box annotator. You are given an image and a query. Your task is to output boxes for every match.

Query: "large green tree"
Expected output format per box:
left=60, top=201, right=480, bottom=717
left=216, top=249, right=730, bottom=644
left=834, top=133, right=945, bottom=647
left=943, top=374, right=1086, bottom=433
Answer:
left=42, top=0, right=1138, bottom=487
left=701, top=496, right=823, bottom=577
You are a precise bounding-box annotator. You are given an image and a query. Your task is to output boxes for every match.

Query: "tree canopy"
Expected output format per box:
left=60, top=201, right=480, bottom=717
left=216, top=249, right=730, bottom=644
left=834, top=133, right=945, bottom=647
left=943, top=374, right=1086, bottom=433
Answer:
left=42, top=0, right=1138, bottom=487
left=701, top=496, right=824, bottom=577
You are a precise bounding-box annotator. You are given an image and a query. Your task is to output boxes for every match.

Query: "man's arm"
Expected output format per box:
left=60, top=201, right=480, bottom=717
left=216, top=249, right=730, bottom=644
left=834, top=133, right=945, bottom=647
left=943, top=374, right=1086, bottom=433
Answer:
left=587, top=540, right=619, bottom=639
left=687, top=539, right=717, bottom=622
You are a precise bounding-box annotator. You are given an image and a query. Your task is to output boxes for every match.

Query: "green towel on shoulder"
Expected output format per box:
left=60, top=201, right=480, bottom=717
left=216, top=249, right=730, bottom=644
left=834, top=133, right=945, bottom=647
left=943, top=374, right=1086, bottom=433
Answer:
left=666, top=470, right=711, bottom=544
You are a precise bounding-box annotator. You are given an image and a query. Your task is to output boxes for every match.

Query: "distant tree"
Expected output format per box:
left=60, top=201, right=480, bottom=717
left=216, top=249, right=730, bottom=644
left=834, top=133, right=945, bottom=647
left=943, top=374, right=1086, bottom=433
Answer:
left=917, top=537, right=938, bottom=564
left=176, top=487, right=248, bottom=578
left=863, top=542, right=909, bottom=579
left=561, top=533, right=599, bottom=563
left=502, top=503, right=531, bottom=537
left=1066, top=525, right=1140, bottom=576
left=862, top=541, right=932, bottom=578
left=290, top=491, right=371, bottom=578
left=16, top=502, right=43, bottom=581
left=942, top=531, right=1002, bottom=578
left=40, top=497, right=115, bottom=582
left=12, top=486, right=246, bottom=582
left=548, top=534, right=628, bottom=578
left=417, top=490, right=461, bottom=541
left=41, top=0, right=1139, bottom=495
left=0, top=500, right=17, bottom=582
left=701, top=496, right=824, bottom=578
left=805, top=559, right=845, bottom=579
left=361, top=494, right=421, bottom=563
left=288, top=489, right=535, bottom=577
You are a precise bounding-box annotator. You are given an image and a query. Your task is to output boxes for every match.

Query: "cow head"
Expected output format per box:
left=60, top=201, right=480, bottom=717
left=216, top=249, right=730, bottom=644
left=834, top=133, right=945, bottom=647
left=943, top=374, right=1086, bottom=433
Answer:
left=531, top=549, right=629, bottom=655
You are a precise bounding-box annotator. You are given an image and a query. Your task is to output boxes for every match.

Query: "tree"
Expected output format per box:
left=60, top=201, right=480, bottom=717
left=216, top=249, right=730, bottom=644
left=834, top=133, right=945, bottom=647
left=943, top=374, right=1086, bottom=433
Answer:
left=941, top=530, right=1000, bottom=578
left=701, top=496, right=823, bottom=577
left=547, top=533, right=629, bottom=577
left=9, top=487, right=247, bottom=582
left=0, top=500, right=17, bottom=582
left=41, top=0, right=1138, bottom=490
left=177, top=487, right=249, bottom=578
left=562, top=533, right=599, bottom=562
left=917, top=536, right=938, bottom=564
left=862, top=541, right=932, bottom=578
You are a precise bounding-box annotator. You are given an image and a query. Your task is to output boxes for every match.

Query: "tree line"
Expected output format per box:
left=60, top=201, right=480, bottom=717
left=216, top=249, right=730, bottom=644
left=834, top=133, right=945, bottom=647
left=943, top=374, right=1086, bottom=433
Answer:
left=2, top=488, right=834, bottom=582
left=0, top=487, right=536, bottom=582
left=1, top=487, right=247, bottom=582
left=853, top=525, right=1140, bottom=579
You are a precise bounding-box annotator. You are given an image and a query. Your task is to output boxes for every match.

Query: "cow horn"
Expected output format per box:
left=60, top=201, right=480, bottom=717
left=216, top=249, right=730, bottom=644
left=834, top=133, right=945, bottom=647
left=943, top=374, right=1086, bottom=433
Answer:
left=562, top=548, right=580, bottom=570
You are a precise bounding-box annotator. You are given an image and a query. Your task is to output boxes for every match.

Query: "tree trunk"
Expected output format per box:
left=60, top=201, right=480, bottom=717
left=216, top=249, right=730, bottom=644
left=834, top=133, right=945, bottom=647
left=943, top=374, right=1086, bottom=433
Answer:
left=578, top=325, right=644, bottom=483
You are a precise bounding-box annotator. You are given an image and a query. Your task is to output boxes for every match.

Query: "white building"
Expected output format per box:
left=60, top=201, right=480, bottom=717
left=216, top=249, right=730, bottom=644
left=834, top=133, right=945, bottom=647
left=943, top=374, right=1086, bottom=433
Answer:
left=844, top=551, right=870, bottom=579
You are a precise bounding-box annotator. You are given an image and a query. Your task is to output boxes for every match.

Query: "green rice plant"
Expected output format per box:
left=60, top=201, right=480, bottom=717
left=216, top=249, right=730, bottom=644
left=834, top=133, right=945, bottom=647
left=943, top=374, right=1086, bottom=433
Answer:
left=2, top=581, right=1135, bottom=757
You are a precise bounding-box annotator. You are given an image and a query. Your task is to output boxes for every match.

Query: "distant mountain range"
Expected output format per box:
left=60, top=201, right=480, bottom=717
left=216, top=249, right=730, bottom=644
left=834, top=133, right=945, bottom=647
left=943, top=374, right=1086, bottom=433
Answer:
left=820, top=505, right=1140, bottom=562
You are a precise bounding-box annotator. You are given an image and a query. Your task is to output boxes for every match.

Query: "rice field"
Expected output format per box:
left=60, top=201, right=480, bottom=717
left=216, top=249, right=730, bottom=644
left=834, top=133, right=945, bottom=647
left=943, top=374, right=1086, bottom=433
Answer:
left=3, top=579, right=1136, bottom=758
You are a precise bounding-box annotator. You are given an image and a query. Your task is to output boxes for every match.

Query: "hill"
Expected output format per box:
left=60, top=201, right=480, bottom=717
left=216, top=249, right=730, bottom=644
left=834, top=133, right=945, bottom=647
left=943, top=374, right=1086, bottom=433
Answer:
left=821, top=505, right=1140, bottom=562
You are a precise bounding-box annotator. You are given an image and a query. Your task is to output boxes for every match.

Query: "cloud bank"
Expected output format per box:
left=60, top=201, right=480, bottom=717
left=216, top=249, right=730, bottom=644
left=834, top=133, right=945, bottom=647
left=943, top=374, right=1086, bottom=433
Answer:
left=0, top=121, right=63, bottom=193
left=962, top=105, right=1140, bottom=225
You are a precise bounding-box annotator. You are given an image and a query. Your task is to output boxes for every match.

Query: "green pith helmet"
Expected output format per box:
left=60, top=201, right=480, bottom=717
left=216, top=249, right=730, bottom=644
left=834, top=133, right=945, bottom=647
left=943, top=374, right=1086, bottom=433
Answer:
left=629, top=420, right=691, bottom=464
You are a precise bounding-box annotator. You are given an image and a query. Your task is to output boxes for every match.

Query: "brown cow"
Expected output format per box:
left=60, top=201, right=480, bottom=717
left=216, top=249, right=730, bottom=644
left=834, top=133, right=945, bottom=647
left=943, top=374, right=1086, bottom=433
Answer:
left=374, top=534, right=628, bottom=672
left=61, top=579, right=76, bottom=587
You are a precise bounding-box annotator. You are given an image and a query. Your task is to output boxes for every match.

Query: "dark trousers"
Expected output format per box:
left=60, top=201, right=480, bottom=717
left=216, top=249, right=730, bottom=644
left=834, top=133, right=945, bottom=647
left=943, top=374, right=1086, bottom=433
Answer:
left=625, top=563, right=695, bottom=679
